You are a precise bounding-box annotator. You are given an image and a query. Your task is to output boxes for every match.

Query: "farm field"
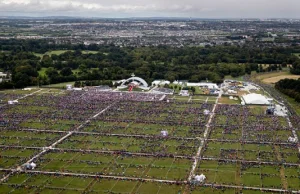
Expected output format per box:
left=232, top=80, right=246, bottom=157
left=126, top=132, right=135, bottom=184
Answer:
left=253, top=70, right=300, bottom=84
left=0, top=88, right=299, bottom=193
left=262, top=75, right=300, bottom=84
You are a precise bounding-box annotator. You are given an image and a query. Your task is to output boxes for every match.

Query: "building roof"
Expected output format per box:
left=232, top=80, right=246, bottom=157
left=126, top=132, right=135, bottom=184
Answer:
left=152, top=87, right=174, bottom=94
left=187, top=82, right=219, bottom=89
left=242, top=93, right=271, bottom=105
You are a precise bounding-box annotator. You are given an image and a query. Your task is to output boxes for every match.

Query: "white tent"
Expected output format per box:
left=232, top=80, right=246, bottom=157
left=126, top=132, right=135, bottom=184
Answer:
left=242, top=93, right=271, bottom=105
left=30, top=162, right=37, bottom=169
left=152, top=80, right=171, bottom=86
left=179, top=90, right=189, bottom=96
left=73, top=88, right=83, bottom=91
left=161, top=130, right=168, bottom=137
left=195, top=174, right=206, bottom=182
left=8, top=100, right=18, bottom=105
left=288, top=136, right=298, bottom=143
left=66, top=84, right=73, bottom=90
left=228, top=90, right=237, bottom=94
left=187, top=83, right=219, bottom=89
left=203, top=110, right=210, bottom=115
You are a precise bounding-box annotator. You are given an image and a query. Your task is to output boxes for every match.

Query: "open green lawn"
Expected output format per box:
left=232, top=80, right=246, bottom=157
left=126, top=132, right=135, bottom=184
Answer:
left=281, top=93, right=300, bottom=116
left=38, top=67, right=47, bottom=76
left=41, top=81, right=75, bottom=88
left=82, top=50, right=98, bottom=54
left=293, top=53, right=300, bottom=59
left=218, top=96, right=241, bottom=104
left=33, top=50, right=99, bottom=59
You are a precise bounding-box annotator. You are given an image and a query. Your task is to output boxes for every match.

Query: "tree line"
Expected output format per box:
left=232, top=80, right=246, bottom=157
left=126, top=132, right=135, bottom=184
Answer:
left=275, top=78, right=300, bottom=102
left=1, top=39, right=300, bottom=89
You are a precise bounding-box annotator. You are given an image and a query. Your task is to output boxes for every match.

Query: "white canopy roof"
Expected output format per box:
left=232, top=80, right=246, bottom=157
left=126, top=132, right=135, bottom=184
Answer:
left=195, top=174, right=206, bottom=182
left=203, top=110, right=210, bottom=115
left=30, top=162, right=36, bottom=169
left=8, top=100, right=18, bottom=105
left=187, top=83, right=219, bottom=89
left=161, top=130, right=168, bottom=137
left=288, top=136, right=298, bottom=143
left=242, top=93, right=271, bottom=105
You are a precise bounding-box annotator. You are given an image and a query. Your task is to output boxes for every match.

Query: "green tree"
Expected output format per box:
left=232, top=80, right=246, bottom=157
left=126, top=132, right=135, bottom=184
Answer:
left=60, top=67, right=73, bottom=76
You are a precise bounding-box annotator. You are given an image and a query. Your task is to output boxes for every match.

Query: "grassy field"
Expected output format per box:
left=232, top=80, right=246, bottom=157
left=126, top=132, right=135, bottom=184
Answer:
left=254, top=71, right=291, bottom=82
left=41, top=81, right=75, bottom=88
left=38, top=67, right=47, bottom=76
left=263, top=75, right=300, bottom=84
left=292, top=53, right=300, bottom=59
left=282, top=93, right=300, bottom=115
left=218, top=96, right=241, bottom=104
left=33, top=50, right=99, bottom=58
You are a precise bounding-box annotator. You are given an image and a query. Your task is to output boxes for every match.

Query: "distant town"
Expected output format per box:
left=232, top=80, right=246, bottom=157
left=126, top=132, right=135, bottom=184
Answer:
left=1, top=17, right=300, bottom=47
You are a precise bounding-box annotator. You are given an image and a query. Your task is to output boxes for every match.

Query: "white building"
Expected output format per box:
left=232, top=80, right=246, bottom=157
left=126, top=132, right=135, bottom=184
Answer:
left=179, top=90, right=189, bottom=96
left=187, top=83, right=219, bottom=89
left=0, top=72, right=7, bottom=83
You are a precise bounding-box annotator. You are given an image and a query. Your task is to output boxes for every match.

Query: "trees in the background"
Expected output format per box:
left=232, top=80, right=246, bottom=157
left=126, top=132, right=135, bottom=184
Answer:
left=1, top=40, right=300, bottom=89
left=275, top=78, right=300, bottom=102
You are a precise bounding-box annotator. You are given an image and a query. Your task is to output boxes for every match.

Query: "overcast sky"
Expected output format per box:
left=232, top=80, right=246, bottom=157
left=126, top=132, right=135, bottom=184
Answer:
left=0, top=0, right=299, bottom=18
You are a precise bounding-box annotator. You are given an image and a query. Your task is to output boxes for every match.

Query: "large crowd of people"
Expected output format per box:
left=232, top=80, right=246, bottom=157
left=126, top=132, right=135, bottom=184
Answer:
left=0, top=88, right=299, bottom=192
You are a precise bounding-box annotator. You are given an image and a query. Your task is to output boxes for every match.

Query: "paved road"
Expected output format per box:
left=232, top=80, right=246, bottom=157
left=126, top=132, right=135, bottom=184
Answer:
left=188, top=91, right=222, bottom=181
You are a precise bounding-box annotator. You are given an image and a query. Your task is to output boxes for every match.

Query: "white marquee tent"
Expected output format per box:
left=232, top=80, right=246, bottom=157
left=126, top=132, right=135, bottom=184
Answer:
left=194, top=174, right=206, bottom=182
left=30, top=162, right=37, bottom=169
left=242, top=93, right=271, bottom=105
left=203, top=109, right=210, bottom=115
left=161, top=130, right=168, bottom=137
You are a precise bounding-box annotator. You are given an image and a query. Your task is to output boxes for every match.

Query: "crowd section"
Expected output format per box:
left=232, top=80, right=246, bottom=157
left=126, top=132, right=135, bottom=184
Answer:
left=0, top=89, right=299, bottom=193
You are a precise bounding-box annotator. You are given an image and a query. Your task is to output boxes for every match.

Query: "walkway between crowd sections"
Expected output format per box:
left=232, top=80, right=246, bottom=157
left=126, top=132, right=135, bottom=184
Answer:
left=0, top=89, right=43, bottom=108
left=0, top=89, right=44, bottom=182
left=1, top=128, right=202, bottom=141
left=0, top=144, right=297, bottom=167
left=258, top=84, right=300, bottom=155
left=148, top=85, right=158, bottom=92
left=286, top=117, right=300, bottom=154
left=5, top=127, right=298, bottom=147
left=205, top=97, right=209, bottom=103
left=0, top=168, right=298, bottom=194
left=0, top=102, right=116, bottom=183
left=188, top=91, right=222, bottom=181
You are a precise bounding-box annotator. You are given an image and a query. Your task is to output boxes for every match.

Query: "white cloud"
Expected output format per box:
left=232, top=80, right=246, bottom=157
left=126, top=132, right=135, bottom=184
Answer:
left=0, top=0, right=299, bottom=18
